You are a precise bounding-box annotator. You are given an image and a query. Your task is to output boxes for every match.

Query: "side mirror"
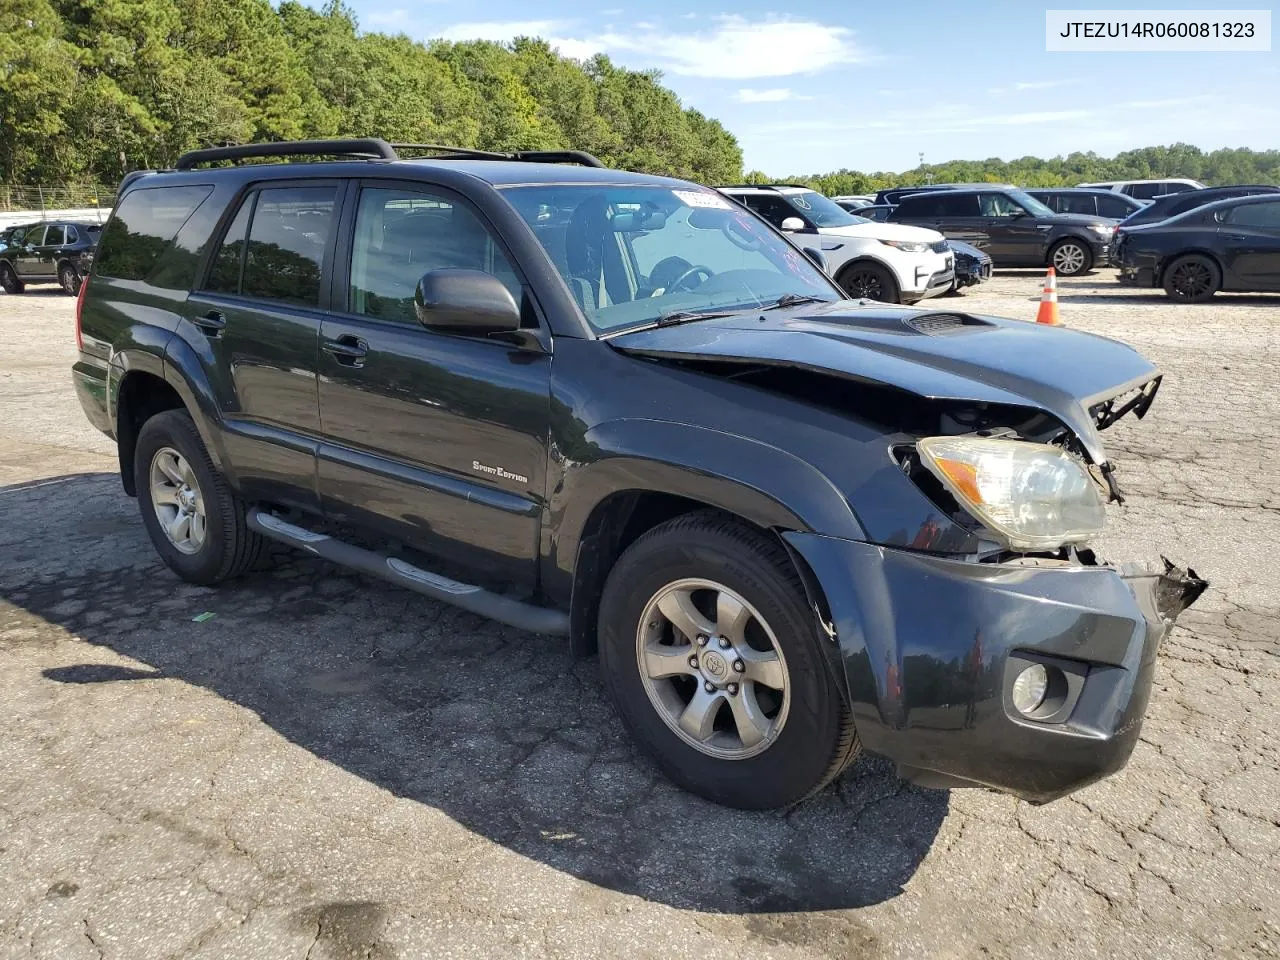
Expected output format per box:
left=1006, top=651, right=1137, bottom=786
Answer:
left=414, top=269, right=521, bottom=334
left=802, top=247, right=829, bottom=273
left=779, top=216, right=805, bottom=232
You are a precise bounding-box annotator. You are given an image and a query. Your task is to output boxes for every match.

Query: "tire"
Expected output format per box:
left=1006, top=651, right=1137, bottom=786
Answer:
left=0, top=262, right=23, bottom=294
left=837, top=262, right=900, bottom=303
left=598, top=511, right=859, bottom=809
left=1049, top=238, right=1093, bottom=276
left=58, top=262, right=81, bottom=295
left=1162, top=254, right=1220, bottom=303
left=133, top=409, right=266, bottom=585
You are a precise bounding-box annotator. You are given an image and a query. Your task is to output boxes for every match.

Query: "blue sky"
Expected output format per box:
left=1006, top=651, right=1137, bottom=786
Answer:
left=335, top=0, right=1279, bottom=174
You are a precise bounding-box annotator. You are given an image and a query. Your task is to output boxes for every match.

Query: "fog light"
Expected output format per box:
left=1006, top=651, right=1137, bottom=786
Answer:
left=1011, top=664, right=1049, bottom=716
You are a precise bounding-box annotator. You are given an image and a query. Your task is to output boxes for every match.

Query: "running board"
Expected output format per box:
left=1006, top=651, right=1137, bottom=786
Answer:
left=246, top=508, right=569, bottom=636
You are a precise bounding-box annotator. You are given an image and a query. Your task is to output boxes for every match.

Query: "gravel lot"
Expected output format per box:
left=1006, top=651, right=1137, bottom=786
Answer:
left=2, top=272, right=1278, bottom=959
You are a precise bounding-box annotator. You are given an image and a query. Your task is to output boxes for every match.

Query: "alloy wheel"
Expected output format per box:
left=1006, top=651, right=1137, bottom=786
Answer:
left=635, top=578, right=790, bottom=760
left=845, top=270, right=884, bottom=300
left=149, top=447, right=207, bottom=555
left=1169, top=260, right=1212, bottom=299
left=1052, top=243, right=1086, bottom=275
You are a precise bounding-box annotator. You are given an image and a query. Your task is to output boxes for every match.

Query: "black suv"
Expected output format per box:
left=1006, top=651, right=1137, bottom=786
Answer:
left=0, top=219, right=101, bottom=294
left=1116, top=184, right=1280, bottom=229
left=888, top=187, right=1116, bottom=276
left=73, top=139, right=1203, bottom=810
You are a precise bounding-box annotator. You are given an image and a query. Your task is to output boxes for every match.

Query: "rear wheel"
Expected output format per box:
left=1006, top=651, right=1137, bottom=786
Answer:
left=598, top=512, right=859, bottom=809
left=837, top=262, right=900, bottom=303
left=134, top=409, right=266, bottom=585
left=0, top=262, right=22, bottom=294
left=1163, top=254, right=1220, bottom=302
left=1049, top=239, right=1092, bottom=276
left=58, top=262, right=81, bottom=295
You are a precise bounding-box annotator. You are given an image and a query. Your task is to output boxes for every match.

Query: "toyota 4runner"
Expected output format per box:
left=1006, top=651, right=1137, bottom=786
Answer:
left=73, top=139, right=1204, bottom=810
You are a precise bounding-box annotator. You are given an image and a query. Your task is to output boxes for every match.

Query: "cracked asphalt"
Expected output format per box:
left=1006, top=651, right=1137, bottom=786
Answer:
left=1, top=273, right=1278, bottom=959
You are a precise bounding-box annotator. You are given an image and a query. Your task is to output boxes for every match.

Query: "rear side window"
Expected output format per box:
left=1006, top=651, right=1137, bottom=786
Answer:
left=204, top=186, right=336, bottom=307
left=1096, top=195, right=1134, bottom=218
left=1227, top=201, right=1280, bottom=228
left=1058, top=194, right=1099, bottom=216
left=900, top=193, right=979, bottom=217
left=95, top=186, right=213, bottom=281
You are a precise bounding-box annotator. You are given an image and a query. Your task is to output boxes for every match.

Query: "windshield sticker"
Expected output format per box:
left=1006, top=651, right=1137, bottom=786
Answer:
left=791, top=195, right=812, bottom=210
left=673, top=189, right=732, bottom=210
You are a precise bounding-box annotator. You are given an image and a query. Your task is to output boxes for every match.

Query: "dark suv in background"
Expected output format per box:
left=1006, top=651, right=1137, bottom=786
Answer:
left=0, top=219, right=101, bottom=294
left=72, top=138, right=1202, bottom=811
left=1025, top=188, right=1145, bottom=220
left=888, top=187, right=1115, bottom=275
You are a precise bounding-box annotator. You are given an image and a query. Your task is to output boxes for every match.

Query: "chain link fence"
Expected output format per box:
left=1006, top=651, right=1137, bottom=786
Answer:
left=0, top=184, right=116, bottom=213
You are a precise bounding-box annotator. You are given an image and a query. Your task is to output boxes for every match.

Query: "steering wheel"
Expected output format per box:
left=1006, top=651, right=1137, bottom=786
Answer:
left=668, top=264, right=714, bottom=291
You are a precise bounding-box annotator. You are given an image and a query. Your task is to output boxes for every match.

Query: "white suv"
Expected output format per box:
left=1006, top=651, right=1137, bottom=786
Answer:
left=1077, top=178, right=1205, bottom=201
left=718, top=185, right=954, bottom=304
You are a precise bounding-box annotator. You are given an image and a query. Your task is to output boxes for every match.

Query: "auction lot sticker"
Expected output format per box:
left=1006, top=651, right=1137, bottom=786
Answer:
left=1046, top=9, right=1271, bottom=50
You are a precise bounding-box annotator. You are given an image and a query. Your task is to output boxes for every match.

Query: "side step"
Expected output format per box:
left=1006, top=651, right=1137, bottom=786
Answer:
left=246, top=508, right=569, bottom=636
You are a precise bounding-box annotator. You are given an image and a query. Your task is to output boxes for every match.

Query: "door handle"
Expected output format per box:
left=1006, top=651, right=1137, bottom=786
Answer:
left=192, top=311, right=227, bottom=336
left=323, top=335, right=369, bottom=367
left=1226, top=235, right=1249, bottom=242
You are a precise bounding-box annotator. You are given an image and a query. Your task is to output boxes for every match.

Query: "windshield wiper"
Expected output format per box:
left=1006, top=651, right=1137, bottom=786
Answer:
left=655, top=308, right=739, bottom=326
left=762, top=293, right=832, bottom=311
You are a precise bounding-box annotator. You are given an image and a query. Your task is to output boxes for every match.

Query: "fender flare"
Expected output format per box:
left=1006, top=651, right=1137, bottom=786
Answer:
left=161, top=332, right=232, bottom=474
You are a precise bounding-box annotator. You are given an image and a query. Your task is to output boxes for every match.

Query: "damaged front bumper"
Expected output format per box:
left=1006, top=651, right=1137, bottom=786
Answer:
left=784, top=534, right=1207, bottom=803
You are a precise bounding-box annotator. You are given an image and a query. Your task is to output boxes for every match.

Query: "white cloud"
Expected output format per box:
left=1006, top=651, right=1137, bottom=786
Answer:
left=736, top=87, right=810, bottom=103
left=433, top=14, right=863, bottom=78
left=988, top=78, right=1082, bottom=94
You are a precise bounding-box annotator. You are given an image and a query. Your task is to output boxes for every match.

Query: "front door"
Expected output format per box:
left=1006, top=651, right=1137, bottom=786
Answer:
left=1220, top=201, right=1280, bottom=290
left=184, top=181, right=341, bottom=512
left=317, top=181, right=551, bottom=591
left=979, top=193, right=1043, bottom=264
left=13, top=224, right=48, bottom=278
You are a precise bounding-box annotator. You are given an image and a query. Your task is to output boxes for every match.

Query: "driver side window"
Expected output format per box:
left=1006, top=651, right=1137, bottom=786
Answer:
left=348, top=186, right=522, bottom=324
left=981, top=193, right=1024, bottom=217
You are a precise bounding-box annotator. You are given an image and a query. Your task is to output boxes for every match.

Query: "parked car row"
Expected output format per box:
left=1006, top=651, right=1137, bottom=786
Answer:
left=0, top=219, right=100, bottom=294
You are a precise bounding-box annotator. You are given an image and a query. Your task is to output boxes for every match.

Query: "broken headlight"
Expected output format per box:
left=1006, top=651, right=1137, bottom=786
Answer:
left=917, top=436, right=1106, bottom=551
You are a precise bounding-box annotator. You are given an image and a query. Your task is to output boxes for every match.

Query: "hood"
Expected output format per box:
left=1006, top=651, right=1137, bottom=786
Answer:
left=819, top=221, right=945, bottom=244
left=609, top=302, right=1160, bottom=465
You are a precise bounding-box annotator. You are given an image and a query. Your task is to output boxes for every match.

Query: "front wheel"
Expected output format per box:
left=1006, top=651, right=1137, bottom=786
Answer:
left=1163, top=254, right=1220, bottom=302
left=134, top=409, right=266, bottom=585
left=837, top=262, right=900, bottom=303
left=598, top=512, right=859, bottom=809
left=1049, top=239, right=1093, bottom=276
left=0, top=262, right=23, bottom=294
left=58, top=262, right=81, bottom=295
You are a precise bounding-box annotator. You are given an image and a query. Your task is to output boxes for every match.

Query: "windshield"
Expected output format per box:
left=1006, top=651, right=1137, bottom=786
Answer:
left=1006, top=190, right=1056, bottom=217
left=503, top=184, right=839, bottom=333
left=785, top=190, right=865, bottom=227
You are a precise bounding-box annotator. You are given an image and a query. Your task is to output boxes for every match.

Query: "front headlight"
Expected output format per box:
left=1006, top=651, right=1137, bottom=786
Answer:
left=1090, top=223, right=1114, bottom=236
left=880, top=239, right=930, bottom=253
left=917, top=437, right=1106, bottom=551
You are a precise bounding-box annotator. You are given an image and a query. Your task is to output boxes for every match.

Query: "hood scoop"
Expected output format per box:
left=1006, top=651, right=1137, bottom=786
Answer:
left=900, top=312, right=994, bottom=336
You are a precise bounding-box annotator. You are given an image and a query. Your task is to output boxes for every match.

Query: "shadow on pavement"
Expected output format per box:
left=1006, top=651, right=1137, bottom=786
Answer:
left=3, top=473, right=949, bottom=914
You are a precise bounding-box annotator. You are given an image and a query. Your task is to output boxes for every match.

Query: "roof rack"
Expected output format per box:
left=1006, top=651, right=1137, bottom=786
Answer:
left=392, top=144, right=606, bottom=168
left=173, top=139, right=609, bottom=171
left=175, top=138, right=399, bottom=170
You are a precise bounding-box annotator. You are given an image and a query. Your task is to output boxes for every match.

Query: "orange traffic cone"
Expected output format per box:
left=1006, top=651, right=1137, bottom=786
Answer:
left=1035, top=267, right=1060, bottom=326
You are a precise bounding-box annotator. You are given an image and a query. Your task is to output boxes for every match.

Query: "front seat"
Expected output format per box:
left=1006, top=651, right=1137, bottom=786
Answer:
left=564, top=197, right=634, bottom=312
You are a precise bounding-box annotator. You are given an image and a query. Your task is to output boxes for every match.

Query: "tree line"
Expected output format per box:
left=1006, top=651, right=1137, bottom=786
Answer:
left=0, top=0, right=743, bottom=185
left=2, top=2, right=1277, bottom=193
left=753, top=144, right=1280, bottom=195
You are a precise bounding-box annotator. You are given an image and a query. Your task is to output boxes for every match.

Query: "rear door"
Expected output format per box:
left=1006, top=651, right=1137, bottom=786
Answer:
left=1220, top=201, right=1280, bottom=289
left=185, top=181, right=340, bottom=512
left=30, top=224, right=66, bottom=278
left=316, top=180, right=551, bottom=590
